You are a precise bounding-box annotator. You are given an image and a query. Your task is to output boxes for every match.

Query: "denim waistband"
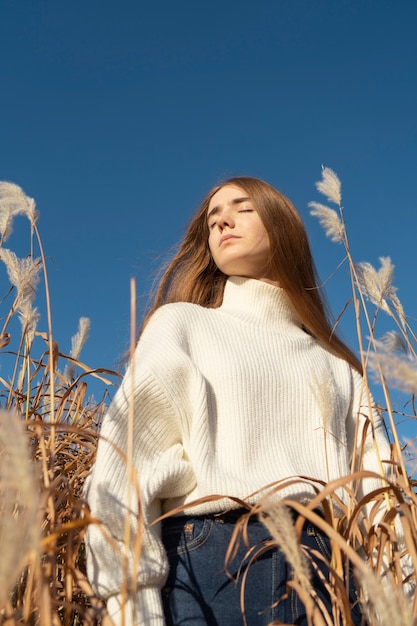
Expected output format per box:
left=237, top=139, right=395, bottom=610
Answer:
left=162, top=506, right=323, bottom=526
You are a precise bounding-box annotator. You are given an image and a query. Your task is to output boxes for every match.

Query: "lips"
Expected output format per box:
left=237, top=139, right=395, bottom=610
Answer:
left=219, top=234, right=240, bottom=246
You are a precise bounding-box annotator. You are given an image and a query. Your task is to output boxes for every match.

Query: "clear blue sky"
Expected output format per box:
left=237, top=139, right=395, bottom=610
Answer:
left=1, top=0, right=416, bottom=445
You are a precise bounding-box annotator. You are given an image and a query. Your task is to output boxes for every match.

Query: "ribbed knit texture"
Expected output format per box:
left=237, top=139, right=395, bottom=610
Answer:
left=85, top=277, right=392, bottom=625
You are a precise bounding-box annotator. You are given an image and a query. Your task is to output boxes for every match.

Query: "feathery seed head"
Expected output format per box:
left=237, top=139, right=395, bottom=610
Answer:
left=0, top=411, right=40, bottom=605
left=0, top=248, right=42, bottom=309
left=310, top=369, right=334, bottom=429
left=355, top=257, right=405, bottom=325
left=309, top=201, right=344, bottom=242
left=0, top=181, right=39, bottom=242
left=315, top=166, right=342, bottom=205
left=356, top=568, right=414, bottom=626
left=260, top=504, right=312, bottom=590
left=64, top=317, right=91, bottom=381
left=18, top=301, right=40, bottom=347
left=0, top=206, right=14, bottom=243
left=380, top=331, right=408, bottom=354
left=70, top=317, right=90, bottom=359
left=368, top=339, right=417, bottom=394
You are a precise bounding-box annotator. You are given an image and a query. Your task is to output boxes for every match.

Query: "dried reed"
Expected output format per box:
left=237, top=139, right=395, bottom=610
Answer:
left=0, top=182, right=119, bottom=624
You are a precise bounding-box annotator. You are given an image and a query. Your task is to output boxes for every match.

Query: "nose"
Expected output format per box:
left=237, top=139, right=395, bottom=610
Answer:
left=217, top=209, right=235, bottom=231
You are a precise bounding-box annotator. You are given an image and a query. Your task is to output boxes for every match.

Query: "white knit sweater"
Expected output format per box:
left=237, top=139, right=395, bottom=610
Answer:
left=85, top=277, right=392, bottom=625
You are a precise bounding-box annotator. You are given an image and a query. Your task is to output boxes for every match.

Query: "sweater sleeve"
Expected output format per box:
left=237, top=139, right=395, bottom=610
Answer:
left=84, top=310, right=197, bottom=625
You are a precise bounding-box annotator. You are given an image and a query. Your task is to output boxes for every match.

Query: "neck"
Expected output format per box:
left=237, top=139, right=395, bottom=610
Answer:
left=257, top=276, right=281, bottom=288
left=219, top=276, right=304, bottom=332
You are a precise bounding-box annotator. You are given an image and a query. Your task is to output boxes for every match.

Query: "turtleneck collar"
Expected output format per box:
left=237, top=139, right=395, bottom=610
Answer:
left=219, top=276, right=304, bottom=332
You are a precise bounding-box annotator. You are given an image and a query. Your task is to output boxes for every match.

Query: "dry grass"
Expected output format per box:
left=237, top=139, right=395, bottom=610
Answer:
left=0, top=351, right=118, bottom=624
left=0, top=174, right=416, bottom=625
left=0, top=181, right=119, bottom=624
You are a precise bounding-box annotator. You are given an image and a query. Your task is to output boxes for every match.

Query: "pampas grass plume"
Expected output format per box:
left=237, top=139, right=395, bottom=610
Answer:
left=0, top=180, right=39, bottom=241
left=0, top=410, right=39, bottom=606
left=368, top=341, right=417, bottom=395
left=0, top=181, right=39, bottom=242
left=355, top=569, right=414, bottom=626
left=0, top=248, right=42, bottom=309
left=309, top=201, right=344, bottom=243
left=380, top=330, right=408, bottom=354
left=316, top=166, right=342, bottom=205
left=355, top=257, right=406, bottom=326
left=64, top=316, right=91, bottom=381
left=0, top=248, right=42, bottom=345
left=260, top=504, right=312, bottom=592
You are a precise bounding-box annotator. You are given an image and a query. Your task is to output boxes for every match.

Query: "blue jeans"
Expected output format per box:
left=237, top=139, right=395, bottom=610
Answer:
left=161, top=511, right=363, bottom=625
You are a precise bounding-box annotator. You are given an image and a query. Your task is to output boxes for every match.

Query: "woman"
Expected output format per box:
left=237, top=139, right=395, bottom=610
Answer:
left=85, top=177, right=390, bottom=625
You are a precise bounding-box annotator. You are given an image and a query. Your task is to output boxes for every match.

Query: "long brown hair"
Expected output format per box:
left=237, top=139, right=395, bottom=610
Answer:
left=143, top=176, right=362, bottom=373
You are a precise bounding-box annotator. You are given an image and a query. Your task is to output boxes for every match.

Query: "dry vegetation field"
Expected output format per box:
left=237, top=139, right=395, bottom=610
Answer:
left=0, top=171, right=416, bottom=625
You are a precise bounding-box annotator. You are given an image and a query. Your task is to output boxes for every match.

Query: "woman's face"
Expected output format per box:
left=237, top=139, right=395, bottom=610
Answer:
left=207, top=185, right=275, bottom=283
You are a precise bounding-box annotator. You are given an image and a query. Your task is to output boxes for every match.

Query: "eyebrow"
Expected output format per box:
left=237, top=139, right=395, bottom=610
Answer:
left=207, top=196, right=251, bottom=221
